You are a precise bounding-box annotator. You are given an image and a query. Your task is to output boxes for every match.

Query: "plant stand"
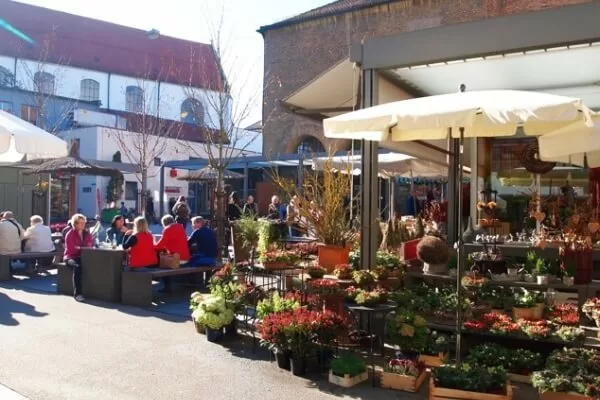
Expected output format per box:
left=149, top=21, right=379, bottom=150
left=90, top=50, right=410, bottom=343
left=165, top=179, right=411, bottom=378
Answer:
left=538, top=392, right=592, bottom=400
left=418, top=352, right=448, bottom=367
left=328, top=370, right=368, bottom=388
left=380, top=370, right=427, bottom=392
left=428, top=379, right=513, bottom=400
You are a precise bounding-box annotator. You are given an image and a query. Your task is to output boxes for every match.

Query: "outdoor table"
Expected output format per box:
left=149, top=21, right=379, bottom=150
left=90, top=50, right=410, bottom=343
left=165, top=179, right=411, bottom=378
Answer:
left=345, top=301, right=397, bottom=387
left=81, top=247, right=125, bottom=302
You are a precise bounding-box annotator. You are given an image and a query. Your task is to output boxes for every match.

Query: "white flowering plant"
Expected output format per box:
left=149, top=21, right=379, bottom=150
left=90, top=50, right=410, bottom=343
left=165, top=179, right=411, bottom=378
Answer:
left=192, top=296, right=234, bottom=330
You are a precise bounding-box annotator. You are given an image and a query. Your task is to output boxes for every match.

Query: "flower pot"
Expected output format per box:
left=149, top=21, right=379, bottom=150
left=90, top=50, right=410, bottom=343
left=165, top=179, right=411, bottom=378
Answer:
left=206, top=327, right=224, bottom=343
left=194, top=320, right=206, bottom=334
left=524, top=274, right=536, bottom=283
left=318, top=244, right=350, bottom=272
left=275, top=351, right=291, bottom=370
left=322, top=293, right=345, bottom=315
left=562, top=276, right=575, bottom=286
left=532, top=303, right=545, bottom=320
left=507, top=267, right=519, bottom=276
left=380, top=370, right=427, bottom=392
left=225, top=320, right=236, bottom=336
left=423, top=262, right=448, bottom=275
left=429, top=378, right=513, bottom=400
left=538, top=391, right=592, bottom=400
left=290, top=357, right=307, bottom=376
left=513, top=307, right=536, bottom=320
left=318, top=348, right=334, bottom=366
left=536, top=275, right=549, bottom=285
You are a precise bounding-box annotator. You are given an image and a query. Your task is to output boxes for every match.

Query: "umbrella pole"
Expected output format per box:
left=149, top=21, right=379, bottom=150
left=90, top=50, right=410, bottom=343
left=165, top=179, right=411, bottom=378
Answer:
left=455, top=127, right=465, bottom=365
left=47, top=173, right=51, bottom=224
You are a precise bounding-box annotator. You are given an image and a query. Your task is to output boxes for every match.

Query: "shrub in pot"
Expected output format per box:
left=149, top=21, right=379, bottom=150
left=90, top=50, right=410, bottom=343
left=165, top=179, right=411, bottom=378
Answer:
left=387, top=310, right=429, bottom=359
left=352, top=270, right=377, bottom=287
left=333, top=264, right=353, bottom=280
left=307, top=266, right=326, bottom=279
left=432, top=363, right=508, bottom=395
left=194, top=297, right=234, bottom=342
left=512, top=291, right=538, bottom=320
left=329, top=353, right=368, bottom=387
left=417, top=235, right=449, bottom=275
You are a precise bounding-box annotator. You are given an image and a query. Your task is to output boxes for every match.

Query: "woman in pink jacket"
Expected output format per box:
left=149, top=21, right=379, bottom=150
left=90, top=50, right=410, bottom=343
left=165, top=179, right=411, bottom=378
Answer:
left=63, top=214, right=93, bottom=302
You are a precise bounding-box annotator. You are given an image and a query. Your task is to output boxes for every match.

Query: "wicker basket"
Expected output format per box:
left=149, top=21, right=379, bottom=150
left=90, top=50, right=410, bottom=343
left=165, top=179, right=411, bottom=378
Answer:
left=194, top=320, right=206, bottom=334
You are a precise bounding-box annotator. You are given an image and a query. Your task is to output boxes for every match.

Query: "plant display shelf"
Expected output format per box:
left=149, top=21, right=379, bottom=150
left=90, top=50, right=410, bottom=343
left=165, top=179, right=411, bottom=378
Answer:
left=380, top=370, right=427, bottom=392
left=428, top=379, right=513, bottom=400
left=463, top=243, right=600, bottom=261
left=538, top=392, right=593, bottom=400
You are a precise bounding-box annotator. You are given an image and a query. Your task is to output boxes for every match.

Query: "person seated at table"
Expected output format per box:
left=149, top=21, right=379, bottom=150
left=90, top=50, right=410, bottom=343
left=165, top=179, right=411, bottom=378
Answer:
left=0, top=211, right=24, bottom=255
left=188, top=216, right=218, bottom=267
left=106, top=215, right=127, bottom=245
left=123, top=216, right=157, bottom=268
left=155, top=215, right=190, bottom=262
left=23, top=215, right=55, bottom=269
left=267, top=195, right=282, bottom=220
left=64, top=214, right=93, bottom=302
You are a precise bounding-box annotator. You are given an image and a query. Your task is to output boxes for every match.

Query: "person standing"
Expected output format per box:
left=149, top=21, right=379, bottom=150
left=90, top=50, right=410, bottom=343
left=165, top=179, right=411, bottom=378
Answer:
left=172, top=196, right=190, bottom=229
left=120, top=202, right=128, bottom=217
left=242, top=195, right=258, bottom=218
left=63, top=214, right=93, bottom=302
left=227, top=192, right=242, bottom=222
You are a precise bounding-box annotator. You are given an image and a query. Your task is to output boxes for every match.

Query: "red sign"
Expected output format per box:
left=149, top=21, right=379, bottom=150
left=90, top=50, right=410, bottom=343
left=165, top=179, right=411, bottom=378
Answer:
left=164, top=186, right=181, bottom=194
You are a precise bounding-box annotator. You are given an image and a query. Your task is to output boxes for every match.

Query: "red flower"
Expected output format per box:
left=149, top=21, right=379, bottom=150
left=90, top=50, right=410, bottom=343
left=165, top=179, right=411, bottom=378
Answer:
left=463, top=320, right=487, bottom=331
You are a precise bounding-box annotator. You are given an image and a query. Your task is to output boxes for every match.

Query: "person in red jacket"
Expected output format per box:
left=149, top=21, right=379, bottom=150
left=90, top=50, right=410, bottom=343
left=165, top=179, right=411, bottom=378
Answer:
left=155, top=215, right=191, bottom=262
left=123, top=216, right=157, bottom=268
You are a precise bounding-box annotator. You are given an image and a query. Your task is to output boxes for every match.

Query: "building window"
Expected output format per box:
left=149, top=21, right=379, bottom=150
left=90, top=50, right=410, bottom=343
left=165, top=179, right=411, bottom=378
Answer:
left=296, top=136, right=325, bottom=155
left=0, top=101, right=13, bottom=113
left=0, top=66, right=14, bottom=88
left=80, top=79, right=100, bottom=102
left=125, top=181, right=138, bottom=201
left=33, top=71, right=55, bottom=95
left=82, top=187, right=92, bottom=193
left=180, top=98, right=204, bottom=126
left=125, top=86, right=143, bottom=113
left=153, top=157, right=162, bottom=166
left=21, top=105, right=38, bottom=124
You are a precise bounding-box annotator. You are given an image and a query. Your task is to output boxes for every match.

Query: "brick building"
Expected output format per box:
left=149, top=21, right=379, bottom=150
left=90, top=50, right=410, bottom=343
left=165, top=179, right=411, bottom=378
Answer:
left=259, top=0, right=594, bottom=156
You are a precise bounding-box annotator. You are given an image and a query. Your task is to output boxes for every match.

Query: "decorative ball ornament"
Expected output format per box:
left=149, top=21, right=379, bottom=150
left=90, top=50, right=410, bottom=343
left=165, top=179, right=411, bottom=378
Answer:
left=169, top=169, right=178, bottom=178
left=520, top=142, right=556, bottom=174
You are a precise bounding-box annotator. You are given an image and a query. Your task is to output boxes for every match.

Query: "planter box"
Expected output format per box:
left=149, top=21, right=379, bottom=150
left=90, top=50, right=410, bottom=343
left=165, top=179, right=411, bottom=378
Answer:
left=419, top=353, right=448, bottom=367
left=262, top=262, right=289, bottom=270
left=381, top=370, right=427, bottom=392
left=328, top=370, right=368, bottom=388
left=539, top=392, right=592, bottom=400
left=506, top=373, right=530, bottom=384
left=429, top=379, right=513, bottom=400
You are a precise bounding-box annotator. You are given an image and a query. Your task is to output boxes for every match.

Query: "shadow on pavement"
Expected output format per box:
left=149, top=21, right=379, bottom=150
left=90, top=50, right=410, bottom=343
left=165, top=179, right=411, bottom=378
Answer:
left=0, top=291, right=48, bottom=326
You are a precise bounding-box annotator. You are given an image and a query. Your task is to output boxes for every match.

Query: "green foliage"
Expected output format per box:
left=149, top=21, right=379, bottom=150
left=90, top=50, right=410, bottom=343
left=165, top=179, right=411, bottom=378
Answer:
left=433, top=364, right=507, bottom=393
left=535, top=258, right=550, bottom=275
left=465, top=343, right=543, bottom=374
left=513, top=291, right=537, bottom=308
left=256, top=292, right=299, bottom=319
left=236, top=215, right=262, bottom=249
left=191, top=296, right=234, bottom=330
left=106, top=172, right=124, bottom=204
left=330, top=353, right=366, bottom=377
left=386, top=310, right=429, bottom=353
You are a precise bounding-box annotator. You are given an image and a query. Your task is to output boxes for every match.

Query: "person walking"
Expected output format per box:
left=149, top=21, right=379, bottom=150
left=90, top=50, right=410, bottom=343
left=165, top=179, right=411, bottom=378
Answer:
left=172, top=196, right=190, bottom=229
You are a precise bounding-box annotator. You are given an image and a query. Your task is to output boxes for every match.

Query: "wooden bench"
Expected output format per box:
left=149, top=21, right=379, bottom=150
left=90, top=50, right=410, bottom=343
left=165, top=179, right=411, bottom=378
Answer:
left=121, top=266, right=222, bottom=307
left=0, top=251, right=62, bottom=281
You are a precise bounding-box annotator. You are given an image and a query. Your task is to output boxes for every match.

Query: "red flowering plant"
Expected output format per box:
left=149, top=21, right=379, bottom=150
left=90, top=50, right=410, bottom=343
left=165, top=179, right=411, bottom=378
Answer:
left=344, top=286, right=359, bottom=302
left=314, top=309, right=348, bottom=346
left=308, top=279, right=342, bottom=295
left=284, top=290, right=321, bottom=310
left=286, top=242, right=318, bottom=258
left=549, top=303, right=580, bottom=326
left=518, top=319, right=551, bottom=339
left=259, top=250, right=300, bottom=265
left=463, top=320, right=487, bottom=332
left=483, top=311, right=520, bottom=335
left=385, top=358, right=425, bottom=377
left=582, top=298, right=600, bottom=324
left=333, top=264, right=353, bottom=280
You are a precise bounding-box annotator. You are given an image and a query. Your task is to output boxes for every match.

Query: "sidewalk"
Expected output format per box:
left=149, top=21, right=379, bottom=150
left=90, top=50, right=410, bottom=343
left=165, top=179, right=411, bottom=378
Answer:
left=0, top=384, right=28, bottom=400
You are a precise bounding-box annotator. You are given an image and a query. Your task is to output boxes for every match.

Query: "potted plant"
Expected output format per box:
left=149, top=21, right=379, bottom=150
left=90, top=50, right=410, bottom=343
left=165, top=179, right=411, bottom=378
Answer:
left=518, top=319, right=551, bottom=339
left=328, top=353, right=368, bottom=387
left=582, top=298, right=600, bottom=327
left=309, top=279, right=344, bottom=314
left=234, top=215, right=262, bottom=266
left=419, top=331, right=450, bottom=367
left=417, top=235, right=450, bottom=275
left=333, top=264, right=353, bottom=280
left=535, top=258, right=550, bottom=285
left=512, top=291, right=539, bottom=320
left=284, top=308, right=321, bottom=376
left=431, top=364, right=512, bottom=400
left=381, top=358, right=427, bottom=392
left=562, top=260, right=577, bottom=286
left=270, top=153, right=356, bottom=271
left=549, top=303, right=580, bottom=326
left=387, top=310, right=429, bottom=359
left=352, top=270, right=376, bottom=286
left=257, top=310, right=293, bottom=369
left=190, top=291, right=206, bottom=334
left=259, top=250, right=299, bottom=269
left=354, top=288, right=388, bottom=306
left=554, top=326, right=585, bottom=342
left=466, top=343, right=543, bottom=384
left=307, top=265, right=326, bottom=279
left=374, top=266, right=389, bottom=280
left=256, top=292, right=300, bottom=319
left=194, top=297, right=234, bottom=343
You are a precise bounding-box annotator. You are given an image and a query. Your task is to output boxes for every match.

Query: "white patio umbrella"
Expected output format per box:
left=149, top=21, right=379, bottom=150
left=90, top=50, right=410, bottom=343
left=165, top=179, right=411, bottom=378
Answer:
left=0, top=110, right=68, bottom=162
left=323, top=89, right=595, bottom=364
left=538, top=114, right=600, bottom=168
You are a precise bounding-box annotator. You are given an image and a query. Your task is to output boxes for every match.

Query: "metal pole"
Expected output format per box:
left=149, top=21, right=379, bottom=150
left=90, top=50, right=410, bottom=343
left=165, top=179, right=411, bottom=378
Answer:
left=159, top=165, right=165, bottom=217
left=350, top=140, right=354, bottom=220
left=47, top=173, right=52, bottom=223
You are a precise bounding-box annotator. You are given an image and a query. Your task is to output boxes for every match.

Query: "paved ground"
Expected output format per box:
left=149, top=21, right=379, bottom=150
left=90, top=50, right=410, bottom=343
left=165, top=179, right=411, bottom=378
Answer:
left=0, top=277, right=538, bottom=400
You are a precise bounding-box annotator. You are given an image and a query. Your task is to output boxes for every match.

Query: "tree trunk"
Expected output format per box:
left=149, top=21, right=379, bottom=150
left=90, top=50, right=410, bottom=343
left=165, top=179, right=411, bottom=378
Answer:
left=140, top=168, right=148, bottom=215
left=215, top=166, right=226, bottom=259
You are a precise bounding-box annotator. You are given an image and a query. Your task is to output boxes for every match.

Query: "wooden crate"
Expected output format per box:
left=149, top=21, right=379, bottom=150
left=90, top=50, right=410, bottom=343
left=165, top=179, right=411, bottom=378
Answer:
left=539, top=392, right=592, bottom=400
left=381, top=370, right=427, bottom=392
left=429, top=379, right=513, bottom=400
left=328, top=370, right=368, bottom=388
left=507, top=373, right=530, bottom=384
left=419, top=353, right=448, bottom=367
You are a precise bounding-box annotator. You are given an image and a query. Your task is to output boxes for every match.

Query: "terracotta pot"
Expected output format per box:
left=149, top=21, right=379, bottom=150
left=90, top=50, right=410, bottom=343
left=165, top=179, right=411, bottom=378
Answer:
left=513, top=307, right=536, bottom=320
left=532, top=303, right=545, bottom=320
left=318, top=244, right=350, bottom=272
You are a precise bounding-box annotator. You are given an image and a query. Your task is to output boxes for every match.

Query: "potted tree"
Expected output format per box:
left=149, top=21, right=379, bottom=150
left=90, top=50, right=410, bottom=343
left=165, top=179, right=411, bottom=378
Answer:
left=328, top=353, right=368, bottom=387
left=234, top=214, right=262, bottom=267
left=417, top=235, right=450, bottom=275
left=270, top=153, right=356, bottom=271
left=194, top=297, right=234, bottom=343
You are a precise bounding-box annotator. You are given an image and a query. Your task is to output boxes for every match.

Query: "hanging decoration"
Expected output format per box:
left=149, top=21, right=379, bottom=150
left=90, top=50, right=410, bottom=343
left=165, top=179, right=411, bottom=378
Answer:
left=520, top=142, right=556, bottom=174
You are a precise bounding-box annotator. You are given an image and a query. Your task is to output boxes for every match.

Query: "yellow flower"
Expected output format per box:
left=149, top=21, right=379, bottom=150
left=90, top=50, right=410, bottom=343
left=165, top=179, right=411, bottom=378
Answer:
left=487, top=201, right=497, bottom=209
left=399, top=324, right=415, bottom=337
left=414, top=316, right=427, bottom=327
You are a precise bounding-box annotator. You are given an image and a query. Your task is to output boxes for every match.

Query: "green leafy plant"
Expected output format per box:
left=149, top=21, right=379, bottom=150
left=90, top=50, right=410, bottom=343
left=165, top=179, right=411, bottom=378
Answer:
left=192, top=296, right=234, bottom=330
left=433, top=363, right=507, bottom=393
left=256, top=292, right=300, bottom=319
left=330, top=353, right=366, bottom=377
left=354, top=288, right=388, bottom=306
left=423, top=331, right=450, bottom=356
left=535, top=258, right=550, bottom=275
left=235, top=215, right=262, bottom=265
left=352, top=270, right=377, bottom=286
left=524, top=251, right=537, bottom=274
left=513, top=291, right=537, bottom=308
left=387, top=310, right=429, bottom=353
left=466, top=343, right=543, bottom=375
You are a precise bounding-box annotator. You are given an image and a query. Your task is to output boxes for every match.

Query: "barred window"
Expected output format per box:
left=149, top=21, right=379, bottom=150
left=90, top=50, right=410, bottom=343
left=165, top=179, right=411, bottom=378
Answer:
left=33, top=71, right=55, bottom=95
left=80, top=79, right=100, bottom=102
left=125, top=86, right=143, bottom=113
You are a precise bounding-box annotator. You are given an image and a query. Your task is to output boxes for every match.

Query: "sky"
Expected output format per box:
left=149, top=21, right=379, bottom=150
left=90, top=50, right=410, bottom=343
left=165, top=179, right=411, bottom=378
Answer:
left=16, top=0, right=333, bottom=128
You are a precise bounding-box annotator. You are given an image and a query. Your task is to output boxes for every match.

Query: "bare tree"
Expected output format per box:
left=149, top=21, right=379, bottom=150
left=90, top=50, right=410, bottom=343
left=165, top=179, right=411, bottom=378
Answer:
left=109, top=59, right=181, bottom=214
left=18, top=28, right=77, bottom=133
left=182, top=6, right=260, bottom=251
